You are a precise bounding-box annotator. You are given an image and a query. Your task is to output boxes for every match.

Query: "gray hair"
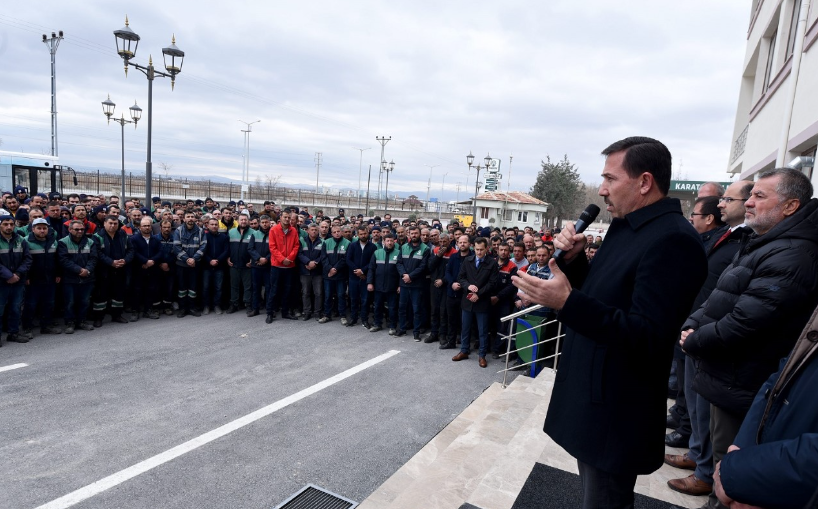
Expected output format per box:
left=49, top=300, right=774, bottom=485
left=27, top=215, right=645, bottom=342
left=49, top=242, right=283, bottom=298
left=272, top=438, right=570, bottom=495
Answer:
left=758, top=167, right=813, bottom=206
left=701, top=182, right=725, bottom=197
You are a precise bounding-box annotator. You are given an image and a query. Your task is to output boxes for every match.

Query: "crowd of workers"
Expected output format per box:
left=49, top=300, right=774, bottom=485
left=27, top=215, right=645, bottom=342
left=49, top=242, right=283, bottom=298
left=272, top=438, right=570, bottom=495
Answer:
left=0, top=185, right=584, bottom=371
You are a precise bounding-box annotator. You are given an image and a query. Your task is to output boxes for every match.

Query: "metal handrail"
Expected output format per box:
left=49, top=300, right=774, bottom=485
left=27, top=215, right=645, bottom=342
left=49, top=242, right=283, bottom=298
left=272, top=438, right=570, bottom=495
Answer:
left=500, top=307, right=564, bottom=387
left=500, top=303, right=543, bottom=322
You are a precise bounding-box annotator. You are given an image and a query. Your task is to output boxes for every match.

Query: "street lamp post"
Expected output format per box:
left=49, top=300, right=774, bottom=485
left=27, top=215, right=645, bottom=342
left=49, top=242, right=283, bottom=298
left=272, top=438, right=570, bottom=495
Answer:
left=113, top=16, right=184, bottom=208
left=383, top=159, right=395, bottom=217
left=239, top=120, right=261, bottom=201
left=102, top=95, right=142, bottom=203
left=466, top=151, right=492, bottom=226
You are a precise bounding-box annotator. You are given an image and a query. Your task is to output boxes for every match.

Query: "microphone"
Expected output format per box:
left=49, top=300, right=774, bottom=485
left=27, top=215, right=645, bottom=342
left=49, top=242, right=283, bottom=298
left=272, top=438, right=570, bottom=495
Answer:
left=552, top=204, right=601, bottom=261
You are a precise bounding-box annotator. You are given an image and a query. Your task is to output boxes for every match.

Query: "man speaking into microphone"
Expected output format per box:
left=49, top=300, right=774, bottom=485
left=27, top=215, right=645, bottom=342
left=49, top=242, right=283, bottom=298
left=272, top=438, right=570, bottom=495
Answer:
left=513, top=136, right=707, bottom=508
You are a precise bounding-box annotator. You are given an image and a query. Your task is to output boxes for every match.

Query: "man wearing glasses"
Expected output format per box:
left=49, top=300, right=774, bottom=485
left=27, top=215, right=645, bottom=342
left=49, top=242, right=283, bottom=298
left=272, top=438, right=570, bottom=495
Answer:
left=57, top=220, right=98, bottom=334
left=666, top=184, right=752, bottom=496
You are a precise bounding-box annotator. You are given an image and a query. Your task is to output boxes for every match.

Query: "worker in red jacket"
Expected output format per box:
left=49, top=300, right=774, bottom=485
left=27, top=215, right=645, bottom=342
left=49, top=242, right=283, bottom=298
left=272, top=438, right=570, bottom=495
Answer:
left=266, top=211, right=300, bottom=323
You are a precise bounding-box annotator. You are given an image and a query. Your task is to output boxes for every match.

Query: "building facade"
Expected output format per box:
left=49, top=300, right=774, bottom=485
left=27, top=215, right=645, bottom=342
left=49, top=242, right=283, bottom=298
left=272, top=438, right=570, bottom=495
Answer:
left=728, top=0, right=818, bottom=188
left=470, top=191, right=549, bottom=230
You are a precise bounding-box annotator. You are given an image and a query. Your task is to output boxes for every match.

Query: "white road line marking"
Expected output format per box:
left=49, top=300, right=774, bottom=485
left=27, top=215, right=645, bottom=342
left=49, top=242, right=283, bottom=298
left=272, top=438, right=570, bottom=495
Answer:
left=36, top=349, right=401, bottom=509
left=0, top=363, right=28, bottom=373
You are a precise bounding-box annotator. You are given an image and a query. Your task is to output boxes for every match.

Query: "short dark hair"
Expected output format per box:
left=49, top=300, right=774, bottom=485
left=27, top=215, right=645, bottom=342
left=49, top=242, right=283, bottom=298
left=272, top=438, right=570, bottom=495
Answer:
left=758, top=167, right=814, bottom=207
left=104, top=215, right=120, bottom=223
left=694, top=196, right=725, bottom=227
left=601, top=136, right=672, bottom=195
left=474, top=237, right=488, bottom=248
left=738, top=181, right=755, bottom=200
left=513, top=241, right=525, bottom=250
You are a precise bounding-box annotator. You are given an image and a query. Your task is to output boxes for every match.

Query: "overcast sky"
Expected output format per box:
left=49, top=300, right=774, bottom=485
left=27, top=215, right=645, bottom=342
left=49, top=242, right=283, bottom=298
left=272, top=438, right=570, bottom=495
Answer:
left=0, top=1, right=748, bottom=201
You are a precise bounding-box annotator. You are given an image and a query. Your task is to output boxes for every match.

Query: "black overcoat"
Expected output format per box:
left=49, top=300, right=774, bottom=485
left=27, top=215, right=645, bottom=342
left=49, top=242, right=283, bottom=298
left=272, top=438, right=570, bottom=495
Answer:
left=457, top=254, right=499, bottom=313
left=543, top=198, right=707, bottom=475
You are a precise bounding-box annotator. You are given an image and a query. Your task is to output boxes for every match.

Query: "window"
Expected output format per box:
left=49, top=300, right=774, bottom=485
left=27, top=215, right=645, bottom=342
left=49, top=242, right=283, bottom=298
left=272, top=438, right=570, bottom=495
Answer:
left=502, top=209, right=513, bottom=221
left=763, top=29, right=778, bottom=93
left=786, top=0, right=803, bottom=59
left=517, top=211, right=528, bottom=223
left=480, top=207, right=490, bottom=219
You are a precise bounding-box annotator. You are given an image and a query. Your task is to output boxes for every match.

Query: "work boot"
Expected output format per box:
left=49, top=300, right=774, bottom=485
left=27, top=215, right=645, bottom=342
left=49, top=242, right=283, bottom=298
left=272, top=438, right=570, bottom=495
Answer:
left=177, top=309, right=188, bottom=318
left=77, top=322, right=94, bottom=331
left=64, top=324, right=75, bottom=334
left=21, top=329, right=34, bottom=340
left=214, top=305, right=224, bottom=315
left=226, top=305, right=238, bottom=314
left=6, top=333, right=28, bottom=343
left=189, top=309, right=202, bottom=317
left=112, top=315, right=129, bottom=324
left=247, top=309, right=259, bottom=317
left=93, top=320, right=104, bottom=328
left=265, top=314, right=275, bottom=324
left=424, top=333, right=438, bottom=344
left=40, top=325, right=63, bottom=334
left=439, top=340, right=456, bottom=350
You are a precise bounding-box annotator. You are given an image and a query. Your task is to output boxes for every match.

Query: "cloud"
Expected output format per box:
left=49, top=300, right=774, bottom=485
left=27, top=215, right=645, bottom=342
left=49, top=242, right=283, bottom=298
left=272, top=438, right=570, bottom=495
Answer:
left=0, top=1, right=749, bottom=202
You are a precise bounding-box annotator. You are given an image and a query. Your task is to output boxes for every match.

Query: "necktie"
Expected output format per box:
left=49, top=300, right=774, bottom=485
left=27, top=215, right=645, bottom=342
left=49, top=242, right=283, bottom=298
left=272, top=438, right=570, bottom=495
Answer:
left=476, top=258, right=481, bottom=268
left=713, top=229, right=732, bottom=249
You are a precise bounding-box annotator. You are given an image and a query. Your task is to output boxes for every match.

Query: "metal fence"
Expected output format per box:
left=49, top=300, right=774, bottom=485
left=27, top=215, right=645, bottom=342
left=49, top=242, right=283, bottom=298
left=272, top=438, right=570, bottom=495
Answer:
left=62, top=170, right=452, bottom=219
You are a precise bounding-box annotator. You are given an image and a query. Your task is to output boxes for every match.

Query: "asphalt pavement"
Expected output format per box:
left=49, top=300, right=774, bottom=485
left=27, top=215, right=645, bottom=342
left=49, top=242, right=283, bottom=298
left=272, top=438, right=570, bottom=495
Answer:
left=0, top=311, right=519, bottom=509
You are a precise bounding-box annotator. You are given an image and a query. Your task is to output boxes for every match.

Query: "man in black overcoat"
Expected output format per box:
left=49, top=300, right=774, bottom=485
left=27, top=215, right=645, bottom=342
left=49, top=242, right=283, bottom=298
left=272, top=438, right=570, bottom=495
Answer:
left=452, top=236, right=498, bottom=368
left=513, top=136, right=707, bottom=508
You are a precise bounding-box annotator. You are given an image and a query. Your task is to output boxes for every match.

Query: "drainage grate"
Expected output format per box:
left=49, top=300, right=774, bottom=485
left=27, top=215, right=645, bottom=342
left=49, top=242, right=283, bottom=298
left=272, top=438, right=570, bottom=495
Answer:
left=273, top=484, right=357, bottom=509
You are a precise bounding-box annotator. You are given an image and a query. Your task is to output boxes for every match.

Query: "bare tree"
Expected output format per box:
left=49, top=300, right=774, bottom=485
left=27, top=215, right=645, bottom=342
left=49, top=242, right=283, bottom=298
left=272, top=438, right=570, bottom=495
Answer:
left=158, top=162, right=173, bottom=179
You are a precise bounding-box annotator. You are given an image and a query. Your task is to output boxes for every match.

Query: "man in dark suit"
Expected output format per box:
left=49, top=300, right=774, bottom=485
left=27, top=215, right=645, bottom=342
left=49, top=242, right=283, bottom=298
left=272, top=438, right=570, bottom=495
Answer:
left=452, top=237, right=498, bottom=368
left=130, top=217, right=163, bottom=320
left=513, top=136, right=707, bottom=508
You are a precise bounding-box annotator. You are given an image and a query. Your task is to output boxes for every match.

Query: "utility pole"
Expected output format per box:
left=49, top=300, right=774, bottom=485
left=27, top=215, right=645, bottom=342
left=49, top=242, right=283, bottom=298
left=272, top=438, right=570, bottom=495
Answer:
left=354, top=147, right=371, bottom=208
left=238, top=120, right=260, bottom=201
left=424, top=164, right=440, bottom=210
left=440, top=172, right=448, bottom=214
left=375, top=136, right=391, bottom=212
left=314, top=152, right=322, bottom=206
left=42, top=30, right=64, bottom=157
left=455, top=182, right=462, bottom=207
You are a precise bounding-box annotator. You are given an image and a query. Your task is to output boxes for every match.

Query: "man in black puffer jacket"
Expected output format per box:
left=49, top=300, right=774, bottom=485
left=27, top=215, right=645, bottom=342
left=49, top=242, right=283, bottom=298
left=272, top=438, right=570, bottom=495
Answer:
left=681, top=168, right=818, bottom=508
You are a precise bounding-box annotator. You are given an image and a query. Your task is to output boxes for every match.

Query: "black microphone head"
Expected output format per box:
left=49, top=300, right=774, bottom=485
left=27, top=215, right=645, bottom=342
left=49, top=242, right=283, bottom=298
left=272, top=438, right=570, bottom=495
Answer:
left=579, top=204, right=601, bottom=224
